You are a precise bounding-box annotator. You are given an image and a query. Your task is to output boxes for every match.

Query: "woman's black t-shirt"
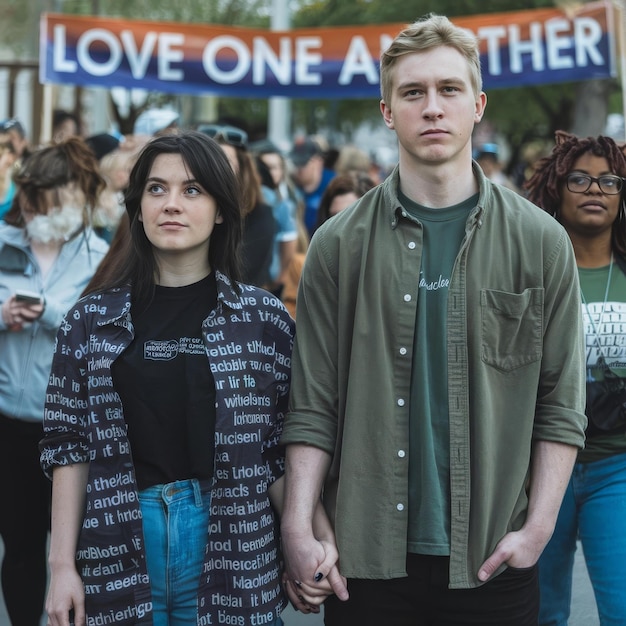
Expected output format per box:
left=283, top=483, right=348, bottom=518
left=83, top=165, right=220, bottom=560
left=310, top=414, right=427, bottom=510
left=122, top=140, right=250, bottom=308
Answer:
left=112, top=274, right=217, bottom=490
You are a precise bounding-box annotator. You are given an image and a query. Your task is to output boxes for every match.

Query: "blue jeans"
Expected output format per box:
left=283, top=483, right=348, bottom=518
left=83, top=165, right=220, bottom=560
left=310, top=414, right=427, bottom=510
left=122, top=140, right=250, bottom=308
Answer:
left=139, top=479, right=284, bottom=626
left=538, top=452, right=626, bottom=626
left=139, top=479, right=212, bottom=626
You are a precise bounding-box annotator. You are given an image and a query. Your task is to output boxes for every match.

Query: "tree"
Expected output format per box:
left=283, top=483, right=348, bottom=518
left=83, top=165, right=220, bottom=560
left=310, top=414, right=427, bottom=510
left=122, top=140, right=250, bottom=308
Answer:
left=0, top=0, right=46, bottom=57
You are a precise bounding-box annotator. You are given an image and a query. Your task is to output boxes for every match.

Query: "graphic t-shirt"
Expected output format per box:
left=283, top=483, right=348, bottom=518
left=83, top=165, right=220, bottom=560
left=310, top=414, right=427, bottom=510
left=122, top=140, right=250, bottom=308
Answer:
left=112, top=274, right=218, bottom=490
left=401, top=191, right=477, bottom=556
left=578, top=263, right=626, bottom=461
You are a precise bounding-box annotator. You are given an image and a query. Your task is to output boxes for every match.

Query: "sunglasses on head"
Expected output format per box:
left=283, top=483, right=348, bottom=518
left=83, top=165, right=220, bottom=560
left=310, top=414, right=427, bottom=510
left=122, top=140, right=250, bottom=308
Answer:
left=198, top=124, right=248, bottom=149
left=0, top=118, right=25, bottom=135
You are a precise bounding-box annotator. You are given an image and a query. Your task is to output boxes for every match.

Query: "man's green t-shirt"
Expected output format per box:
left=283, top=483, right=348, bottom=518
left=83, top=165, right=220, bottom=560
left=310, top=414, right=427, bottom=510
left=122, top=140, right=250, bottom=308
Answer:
left=400, top=190, right=476, bottom=555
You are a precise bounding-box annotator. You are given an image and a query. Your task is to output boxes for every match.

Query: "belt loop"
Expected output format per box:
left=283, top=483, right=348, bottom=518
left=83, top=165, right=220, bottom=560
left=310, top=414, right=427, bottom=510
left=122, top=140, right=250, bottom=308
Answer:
left=192, top=479, right=203, bottom=507
left=161, top=482, right=171, bottom=504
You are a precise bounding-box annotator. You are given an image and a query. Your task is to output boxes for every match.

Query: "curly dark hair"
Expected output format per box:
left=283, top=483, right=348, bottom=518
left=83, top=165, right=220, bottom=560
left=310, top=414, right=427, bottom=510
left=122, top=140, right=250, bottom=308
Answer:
left=525, top=130, right=626, bottom=257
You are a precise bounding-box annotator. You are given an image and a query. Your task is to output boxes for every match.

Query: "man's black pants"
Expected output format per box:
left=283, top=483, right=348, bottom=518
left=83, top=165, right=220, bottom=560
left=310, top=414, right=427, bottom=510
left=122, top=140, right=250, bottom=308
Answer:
left=324, top=553, right=539, bottom=626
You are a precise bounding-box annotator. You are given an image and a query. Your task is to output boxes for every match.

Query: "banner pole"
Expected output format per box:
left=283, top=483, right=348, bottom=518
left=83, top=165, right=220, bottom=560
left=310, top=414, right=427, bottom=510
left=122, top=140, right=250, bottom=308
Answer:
left=267, top=0, right=292, bottom=150
left=616, top=0, right=626, bottom=140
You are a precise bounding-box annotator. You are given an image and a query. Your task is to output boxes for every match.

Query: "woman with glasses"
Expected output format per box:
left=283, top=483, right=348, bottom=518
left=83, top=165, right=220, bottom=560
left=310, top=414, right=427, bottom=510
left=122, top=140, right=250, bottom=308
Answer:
left=526, top=131, right=626, bottom=626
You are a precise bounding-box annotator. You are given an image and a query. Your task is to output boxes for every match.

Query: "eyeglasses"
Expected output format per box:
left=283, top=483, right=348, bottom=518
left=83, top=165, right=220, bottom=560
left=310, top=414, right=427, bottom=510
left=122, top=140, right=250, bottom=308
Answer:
left=198, top=124, right=248, bottom=149
left=566, top=173, right=624, bottom=195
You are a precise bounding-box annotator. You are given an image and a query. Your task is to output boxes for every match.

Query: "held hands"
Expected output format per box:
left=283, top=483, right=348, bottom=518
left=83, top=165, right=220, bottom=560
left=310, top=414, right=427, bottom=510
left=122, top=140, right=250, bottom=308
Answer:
left=1, top=294, right=44, bottom=331
left=281, top=527, right=349, bottom=613
left=45, top=564, right=85, bottom=626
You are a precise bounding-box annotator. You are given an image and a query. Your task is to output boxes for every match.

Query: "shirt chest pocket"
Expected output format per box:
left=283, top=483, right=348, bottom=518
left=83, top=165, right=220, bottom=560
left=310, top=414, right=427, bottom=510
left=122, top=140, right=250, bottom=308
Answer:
left=481, top=288, right=543, bottom=372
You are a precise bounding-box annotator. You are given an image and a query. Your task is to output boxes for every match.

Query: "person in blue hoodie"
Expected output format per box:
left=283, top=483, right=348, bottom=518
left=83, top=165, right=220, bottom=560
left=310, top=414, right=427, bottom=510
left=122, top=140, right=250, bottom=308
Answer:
left=0, top=137, right=109, bottom=626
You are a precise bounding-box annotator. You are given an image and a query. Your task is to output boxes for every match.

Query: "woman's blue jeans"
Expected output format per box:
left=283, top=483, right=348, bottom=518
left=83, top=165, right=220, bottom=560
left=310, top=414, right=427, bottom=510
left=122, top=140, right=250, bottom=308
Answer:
left=538, top=451, right=626, bottom=626
left=139, top=479, right=212, bottom=626
left=139, top=479, right=283, bottom=626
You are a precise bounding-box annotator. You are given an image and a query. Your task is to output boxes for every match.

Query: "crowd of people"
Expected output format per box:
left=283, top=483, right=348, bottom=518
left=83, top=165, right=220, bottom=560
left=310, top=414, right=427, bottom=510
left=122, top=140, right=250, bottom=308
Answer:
left=0, top=11, right=625, bottom=626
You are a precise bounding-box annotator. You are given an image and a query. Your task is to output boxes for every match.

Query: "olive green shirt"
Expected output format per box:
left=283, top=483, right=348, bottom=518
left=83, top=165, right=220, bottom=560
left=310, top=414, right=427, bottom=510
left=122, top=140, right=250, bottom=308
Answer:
left=282, top=164, right=587, bottom=588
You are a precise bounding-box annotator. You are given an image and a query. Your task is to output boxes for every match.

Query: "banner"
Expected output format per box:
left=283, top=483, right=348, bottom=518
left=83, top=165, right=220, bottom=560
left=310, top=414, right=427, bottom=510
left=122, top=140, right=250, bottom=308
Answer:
left=40, top=1, right=616, bottom=99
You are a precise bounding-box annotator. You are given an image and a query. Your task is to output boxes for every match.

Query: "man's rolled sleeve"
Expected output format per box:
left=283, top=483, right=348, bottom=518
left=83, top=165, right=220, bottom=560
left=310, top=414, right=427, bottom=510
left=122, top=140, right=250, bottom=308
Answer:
left=534, top=230, right=587, bottom=447
left=282, top=233, right=340, bottom=455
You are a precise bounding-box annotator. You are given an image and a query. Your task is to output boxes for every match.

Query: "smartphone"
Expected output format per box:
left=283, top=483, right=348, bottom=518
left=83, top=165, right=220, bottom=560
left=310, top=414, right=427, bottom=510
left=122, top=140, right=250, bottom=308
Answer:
left=14, top=289, right=43, bottom=305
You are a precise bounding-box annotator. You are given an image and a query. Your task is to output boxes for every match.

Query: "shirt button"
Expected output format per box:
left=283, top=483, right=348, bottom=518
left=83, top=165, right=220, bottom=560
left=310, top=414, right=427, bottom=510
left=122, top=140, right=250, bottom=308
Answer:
left=398, top=450, right=406, bottom=458
left=399, top=347, right=407, bottom=355
left=401, top=211, right=408, bottom=218
left=408, top=241, right=416, bottom=249
left=397, top=503, right=405, bottom=511
left=397, top=398, right=405, bottom=407
left=403, top=294, right=411, bottom=302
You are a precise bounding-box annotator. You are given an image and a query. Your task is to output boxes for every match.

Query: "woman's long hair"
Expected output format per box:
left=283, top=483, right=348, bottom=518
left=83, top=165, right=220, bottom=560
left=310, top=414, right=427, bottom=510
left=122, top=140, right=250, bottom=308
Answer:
left=84, top=130, right=243, bottom=303
left=217, top=139, right=263, bottom=216
left=525, top=131, right=626, bottom=257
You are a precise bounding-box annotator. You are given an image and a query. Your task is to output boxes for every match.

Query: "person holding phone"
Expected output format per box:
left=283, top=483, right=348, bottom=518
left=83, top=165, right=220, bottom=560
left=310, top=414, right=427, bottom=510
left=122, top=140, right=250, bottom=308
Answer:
left=0, top=137, right=109, bottom=626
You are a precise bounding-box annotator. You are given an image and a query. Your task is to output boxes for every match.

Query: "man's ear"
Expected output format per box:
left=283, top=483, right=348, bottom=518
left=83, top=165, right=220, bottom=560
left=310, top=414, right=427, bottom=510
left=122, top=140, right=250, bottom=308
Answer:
left=380, top=100, right=394, bottom=129
left=474, top=92, right=487, bottom=124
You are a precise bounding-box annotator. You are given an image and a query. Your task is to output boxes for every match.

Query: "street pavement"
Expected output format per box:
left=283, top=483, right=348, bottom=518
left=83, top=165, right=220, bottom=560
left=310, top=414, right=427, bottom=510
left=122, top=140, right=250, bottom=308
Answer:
left=0, top=540, right=599, bottom=626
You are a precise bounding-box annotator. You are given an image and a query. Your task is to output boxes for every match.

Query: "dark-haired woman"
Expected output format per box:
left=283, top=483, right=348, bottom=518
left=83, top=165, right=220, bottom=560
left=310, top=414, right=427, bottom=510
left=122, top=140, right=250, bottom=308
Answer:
left=40, top=131, right=333, bottom=626
left=526, top=131, right=626, bottom=626
left=279, top=172, right=376, bottom=320
left=314, top=171, right=376, bottom=230
left=0, top=137, right=109, bottom=626
left=201, top=125, right=276, bottom=289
